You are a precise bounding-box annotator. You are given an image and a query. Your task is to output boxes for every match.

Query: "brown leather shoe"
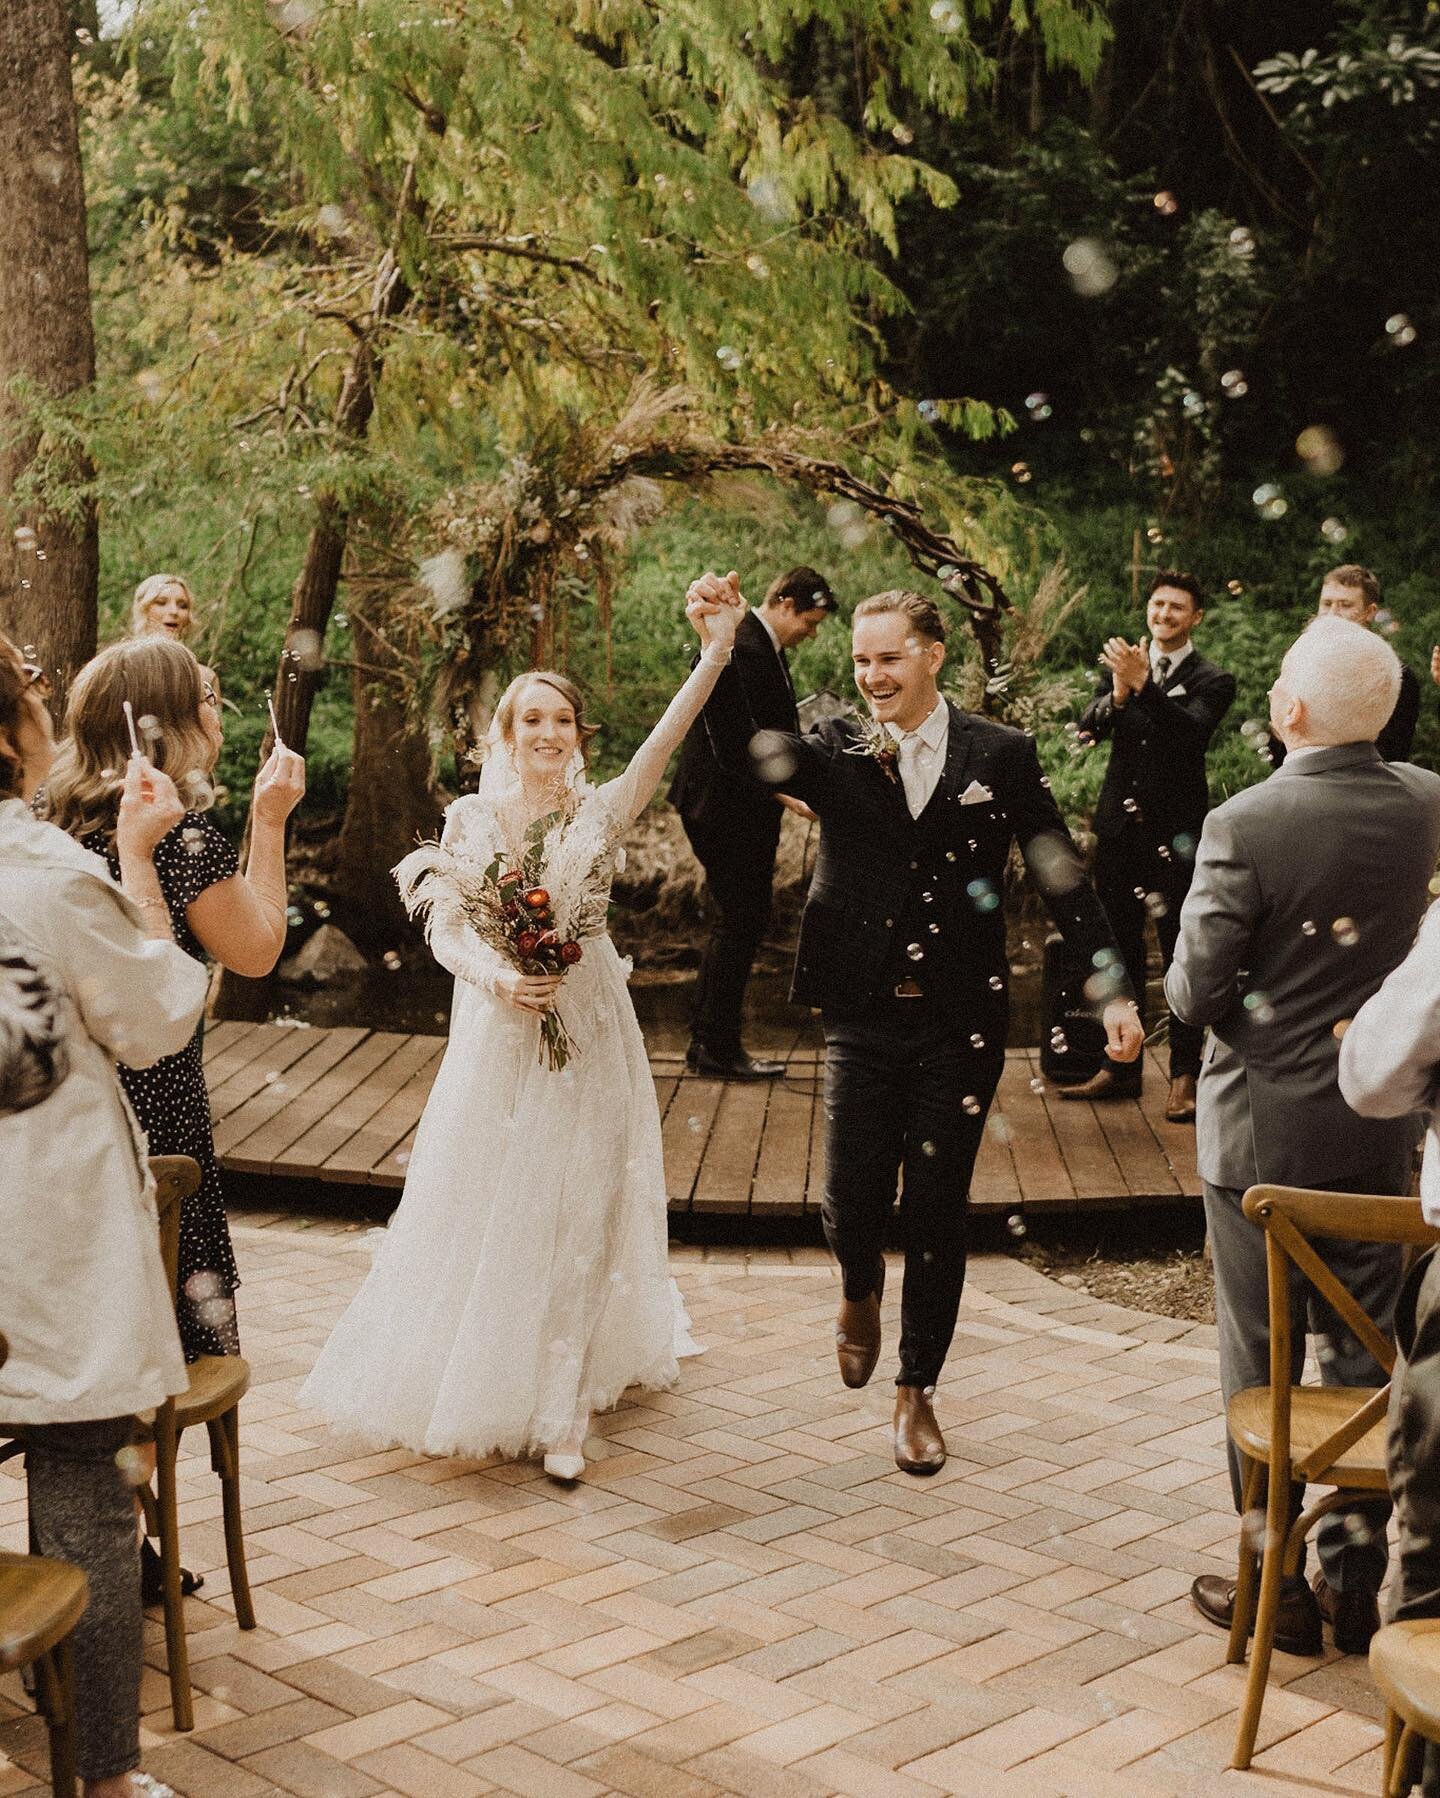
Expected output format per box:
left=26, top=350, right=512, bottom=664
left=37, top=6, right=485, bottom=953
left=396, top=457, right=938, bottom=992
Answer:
left=893, top=1385, right=946, bottom=1474
left=1058, top=1065, right=1142, bottom=1102
left=1190, top=1572, right=1322, bottom=1656
left=835, top=1257, right=885, bottom=1389
left=1165, top=1074, right=1197, bottom=1124
left=1312, top=1571, right=1380, bottom=1655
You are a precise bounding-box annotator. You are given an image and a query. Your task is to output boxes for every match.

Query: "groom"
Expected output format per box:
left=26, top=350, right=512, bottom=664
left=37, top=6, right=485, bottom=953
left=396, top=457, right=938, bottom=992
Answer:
left=688, top=574, right=1141, bottom=1472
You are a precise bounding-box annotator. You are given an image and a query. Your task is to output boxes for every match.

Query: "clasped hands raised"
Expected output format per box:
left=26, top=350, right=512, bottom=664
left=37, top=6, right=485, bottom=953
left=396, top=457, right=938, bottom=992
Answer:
left=685, top=570, right=748, bottom=651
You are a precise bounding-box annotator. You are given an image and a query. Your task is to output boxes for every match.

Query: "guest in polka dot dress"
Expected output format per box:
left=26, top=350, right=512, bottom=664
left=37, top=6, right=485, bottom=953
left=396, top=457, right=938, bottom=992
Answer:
left=42, top=638, right=305, bottom=1359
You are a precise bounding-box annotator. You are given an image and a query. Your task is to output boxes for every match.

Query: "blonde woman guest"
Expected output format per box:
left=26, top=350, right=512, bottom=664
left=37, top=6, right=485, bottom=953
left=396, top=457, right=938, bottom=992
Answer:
left=0, top=631, right=205, bottom=1798
left=43, top=640, right=305, bottom=1366
left=131, top=573, right=220, bottom=702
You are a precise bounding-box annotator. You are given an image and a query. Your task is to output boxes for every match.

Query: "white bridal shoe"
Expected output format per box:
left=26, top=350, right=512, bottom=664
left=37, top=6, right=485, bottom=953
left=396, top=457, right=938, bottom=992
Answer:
left=543, top=1450, right=585, bottom=1482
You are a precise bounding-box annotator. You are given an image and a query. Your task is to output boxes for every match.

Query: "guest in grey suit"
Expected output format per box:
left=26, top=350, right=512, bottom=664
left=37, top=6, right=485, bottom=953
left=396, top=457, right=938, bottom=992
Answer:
left=1166, top=615, right=1440, bottom=1657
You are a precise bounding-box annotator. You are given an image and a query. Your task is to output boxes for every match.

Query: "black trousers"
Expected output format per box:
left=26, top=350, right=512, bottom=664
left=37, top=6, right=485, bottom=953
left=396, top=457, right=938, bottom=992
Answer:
left=1095, top=834, right=1202, bottom=1079
left=1389, top=1248, right=1440, bottom=1795
left=822, top=1002, right=1004, bottom=1388
left=685, top=812, right=781, bottom=1057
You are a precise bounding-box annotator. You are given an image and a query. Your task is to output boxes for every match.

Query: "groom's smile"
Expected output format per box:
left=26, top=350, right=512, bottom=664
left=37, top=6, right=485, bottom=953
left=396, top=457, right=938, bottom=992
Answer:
left=852, top=609, right=946, bottom=733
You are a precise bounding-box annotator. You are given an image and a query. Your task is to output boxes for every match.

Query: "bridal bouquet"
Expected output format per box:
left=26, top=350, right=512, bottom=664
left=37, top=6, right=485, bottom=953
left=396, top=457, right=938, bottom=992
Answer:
left=398, top=809, right=612, bottom=1072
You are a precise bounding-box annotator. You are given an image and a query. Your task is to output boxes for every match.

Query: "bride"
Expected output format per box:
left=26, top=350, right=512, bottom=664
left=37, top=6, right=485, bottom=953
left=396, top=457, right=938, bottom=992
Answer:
left=300, top=579, right=744, bottom=1480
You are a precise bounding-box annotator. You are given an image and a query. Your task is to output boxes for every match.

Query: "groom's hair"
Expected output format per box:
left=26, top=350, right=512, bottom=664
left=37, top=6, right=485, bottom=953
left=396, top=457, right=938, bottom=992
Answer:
left=1284, top=615, right=1400, bottom=746
left=853, top=590, right=946, bottom=644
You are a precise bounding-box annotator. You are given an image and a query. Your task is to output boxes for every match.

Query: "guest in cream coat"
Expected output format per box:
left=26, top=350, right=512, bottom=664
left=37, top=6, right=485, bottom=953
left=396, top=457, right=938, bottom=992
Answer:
left=0, top=633, right=208, bottom=1798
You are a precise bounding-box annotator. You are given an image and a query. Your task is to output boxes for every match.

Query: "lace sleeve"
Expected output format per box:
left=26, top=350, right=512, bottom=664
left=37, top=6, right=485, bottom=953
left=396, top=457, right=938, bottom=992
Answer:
left=394, top=800, right=509, bottom=993
left=597, top=645, right=732, bottom=830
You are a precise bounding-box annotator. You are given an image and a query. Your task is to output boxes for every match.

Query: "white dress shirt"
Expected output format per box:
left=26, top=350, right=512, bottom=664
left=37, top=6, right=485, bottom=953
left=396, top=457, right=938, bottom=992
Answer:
left=1149, top=639, right=1193, bottom=687
left=891, top=697, right=949, bottom=819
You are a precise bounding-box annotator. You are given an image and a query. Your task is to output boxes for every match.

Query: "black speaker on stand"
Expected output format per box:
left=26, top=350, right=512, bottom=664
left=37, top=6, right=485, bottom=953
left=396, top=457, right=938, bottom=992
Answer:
left=1038, top=931, right=1108, bottom=1085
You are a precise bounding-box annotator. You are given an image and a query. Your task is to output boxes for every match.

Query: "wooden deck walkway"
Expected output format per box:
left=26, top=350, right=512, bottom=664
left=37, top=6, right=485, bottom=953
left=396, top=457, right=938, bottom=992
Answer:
left=205, top=1021, right=1201, bottom=1216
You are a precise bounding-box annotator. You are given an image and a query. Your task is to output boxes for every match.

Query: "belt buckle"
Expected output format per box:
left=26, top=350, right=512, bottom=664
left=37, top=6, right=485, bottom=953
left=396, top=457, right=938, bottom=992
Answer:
left=892, top=979, right=924, bottom=999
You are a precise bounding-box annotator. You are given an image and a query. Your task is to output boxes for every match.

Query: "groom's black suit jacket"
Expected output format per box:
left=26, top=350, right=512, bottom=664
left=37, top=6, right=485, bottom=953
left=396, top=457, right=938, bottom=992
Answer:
left=706, top=686, right=1128, bottom=1025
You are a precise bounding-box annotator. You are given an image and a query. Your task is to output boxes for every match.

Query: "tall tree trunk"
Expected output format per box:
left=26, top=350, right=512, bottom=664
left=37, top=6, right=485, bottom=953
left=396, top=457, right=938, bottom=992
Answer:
left=0, top=0, right=98, bottom=705
left=331, top=594, right=443, bottom=952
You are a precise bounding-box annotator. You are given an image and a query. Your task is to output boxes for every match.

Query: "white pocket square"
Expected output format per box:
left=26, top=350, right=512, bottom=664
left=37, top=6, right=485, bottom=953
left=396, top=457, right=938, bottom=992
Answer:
left=1167, top=684, right=1188, bottom=698
left=960, top=781, right=993, bottom=805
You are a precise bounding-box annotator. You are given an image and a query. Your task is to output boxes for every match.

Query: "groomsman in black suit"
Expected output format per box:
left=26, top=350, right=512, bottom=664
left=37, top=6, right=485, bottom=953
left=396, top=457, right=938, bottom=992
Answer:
left=670, top=566, right=837, bottom=1079
left=687, top=573, right=1141, bottom=1473
left=1269, top=565, right=1419, bottom=768
left=1063, top=572, right=1235, bottom=1121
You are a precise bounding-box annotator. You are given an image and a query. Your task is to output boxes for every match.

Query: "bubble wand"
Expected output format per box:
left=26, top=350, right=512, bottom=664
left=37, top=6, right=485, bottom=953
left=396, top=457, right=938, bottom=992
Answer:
left=122, top=699, right=142, bottom=760
left=267, top=697, right=285, bottom=750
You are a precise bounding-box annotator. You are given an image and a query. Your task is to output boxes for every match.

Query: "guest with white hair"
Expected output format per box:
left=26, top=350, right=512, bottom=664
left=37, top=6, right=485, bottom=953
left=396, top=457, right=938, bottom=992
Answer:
left=1167, top=615, right=1440, bottom=1658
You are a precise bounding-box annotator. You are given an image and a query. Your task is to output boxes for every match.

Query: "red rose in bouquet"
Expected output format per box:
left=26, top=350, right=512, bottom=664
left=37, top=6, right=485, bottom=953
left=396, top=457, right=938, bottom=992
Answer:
left=560, top=940, right=583, bottom=965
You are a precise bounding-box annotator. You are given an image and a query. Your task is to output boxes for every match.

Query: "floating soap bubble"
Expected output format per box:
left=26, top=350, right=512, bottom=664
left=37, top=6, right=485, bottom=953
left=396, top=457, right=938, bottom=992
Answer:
left=1375, top=607, right=1400, bottom=636
left=1006, top=1213, right=1027, bottom=1238
left=917, top=399, right=939, bottom=423
left=1320, top=517, right=1349, bottom=545
left=1252, top=483, right=1287, bottom=521
left=989, top=975, right=1004, bottom=991
left=1228, top=226, right=1255, bottom=259
left=750, top=730, right=799, bottom=784
left=891, top=123, right=914, bottom=146
left=1220, top=368, right=1248, bottom=398
left=1146, top=526, right=1165, bottom=544
left=969, top=1034, right=985, bottom=1050
left=1243, top=991, right=1276, bottom=1026
left=1062, top=238, right=1116, bottom=297
left=1300, top=920, right=1317, bottom=937
left=12, top=525, right=37, bottom=553
left=1153, top=191, right=1179, bottom=216
left=1227, top=579, right=1245, bottom=595
left=1030, top=1077, right=1045, bottom=1094
left=962, top=1094, right=982, bottom=1115
left=1181, top=389, right=1205, bottom=419
left=1296, top=424, right=1343, bottom=476
left=920, top=1139, right=936, bottom=1157
left=1386, top=313, right=1417, bottom=348
left=715, top=344, right=742, bottom=371
left=1024, top=392, right=1052, bottom=420
left=929, top=0, right=961, bottom=33
left=1010, top=461, right=1033, bottom=484
left=928, top=922, right=940, bottom=935
left=905, top=943, right=924, bottom=962
left=1332, top=916, right=1359, bottom=947
left=382, top=949, right=402, bottom=971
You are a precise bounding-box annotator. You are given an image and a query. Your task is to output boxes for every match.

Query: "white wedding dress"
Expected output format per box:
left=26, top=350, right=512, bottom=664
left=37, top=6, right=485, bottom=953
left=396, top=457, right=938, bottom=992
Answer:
left=298, top=653, right=729, bottom=1461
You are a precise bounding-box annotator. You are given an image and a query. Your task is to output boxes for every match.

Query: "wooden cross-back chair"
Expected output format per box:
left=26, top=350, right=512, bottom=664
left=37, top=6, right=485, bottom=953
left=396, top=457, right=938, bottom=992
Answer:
left=140, top=1155, right=256, bottom=1731
left=0, top=1331, right=89, bottom=1798
left=1227, top=1185, right=1440, bottom=1771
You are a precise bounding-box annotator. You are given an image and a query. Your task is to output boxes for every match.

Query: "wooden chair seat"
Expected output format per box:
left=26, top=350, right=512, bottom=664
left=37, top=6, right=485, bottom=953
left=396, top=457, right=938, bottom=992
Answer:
left=173, top=1354, right=250, bottom=1429
left=0, top=1552, right=87, bottom=1671
left=1371, top=1621, right=1440, bottom=1797
left=1227, top=1386, right=1390, bottom=1490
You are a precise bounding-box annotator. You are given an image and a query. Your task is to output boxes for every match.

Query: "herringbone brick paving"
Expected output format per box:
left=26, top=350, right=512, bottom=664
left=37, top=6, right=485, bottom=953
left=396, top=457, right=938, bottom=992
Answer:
left=0, top=1217, right=1394, bottom=1795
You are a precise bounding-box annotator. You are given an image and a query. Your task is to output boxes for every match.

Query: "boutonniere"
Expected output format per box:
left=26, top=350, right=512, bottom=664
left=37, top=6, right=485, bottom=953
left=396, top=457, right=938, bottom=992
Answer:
left=843, top=713, right=900, bottom=783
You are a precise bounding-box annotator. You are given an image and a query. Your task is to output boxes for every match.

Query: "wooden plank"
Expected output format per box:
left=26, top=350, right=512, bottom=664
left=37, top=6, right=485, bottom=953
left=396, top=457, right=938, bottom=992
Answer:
left=1029, top=1051, right=1128, bottom=1202
left=1135, top=1072, right=1204, bottom=1198
left=207, top=1026, right=335, bottom=1126
left=282, top=1033, right=444, bottom=1176
left=199, top=1019, right=252, bottom=1063
left=996, top=1051, right=1076, bottom=1209
left=200, top=1021, right=285, bottom=1089
left=662, top=1076, right=725, bottom=1213
left=652, top=1075, right=680, bottom=1124
left=1092, top=1080, right=1183, bottom=1199
left=224, top=1030, right=408, bottom=1176
left=321, top=1041, right=447, bottom=1182
left=373, top=1121, right=420, bottom=1187
left=971, top=1072, right=1023, bottom=1214
left=212, top=1027, right=368, bottom=1158
left=692, top=1079, right=769, bottom=1215
left=751, top=1077, right=813, bottom=1218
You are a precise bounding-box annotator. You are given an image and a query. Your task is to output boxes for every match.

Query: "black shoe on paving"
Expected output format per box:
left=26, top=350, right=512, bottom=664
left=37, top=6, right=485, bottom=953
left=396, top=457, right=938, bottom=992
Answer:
left=1312, top=1571, right=1381, bottom=1655
left=690, top=1049, right=784, bottom=1080
left=140, top=1537, right=204, bottom=1606
left=1190, top=1572, right=1322, bottom=1657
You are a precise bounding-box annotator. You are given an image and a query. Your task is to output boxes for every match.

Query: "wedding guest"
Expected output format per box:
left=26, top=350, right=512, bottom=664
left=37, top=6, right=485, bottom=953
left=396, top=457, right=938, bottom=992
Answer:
left=43, top=638, right=304, bottom=1367
left=670, top=566, right=837, bottom=1079
left=1063, top=572, right=1234, bottom=1120
left=131, top=573, right=220, bottom=704
left=1340, top=892, right=1440, bottom=1793
left=1268, top=566, right=1418, bottom=768
left=1167, top=616, right=1440, bottom=1658
left=696, top=576, right=1141, bottom=1473
left=0, top=629, right=206, bottom=1798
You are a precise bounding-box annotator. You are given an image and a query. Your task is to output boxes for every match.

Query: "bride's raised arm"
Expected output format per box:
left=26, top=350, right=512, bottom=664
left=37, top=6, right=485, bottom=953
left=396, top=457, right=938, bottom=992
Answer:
left=597, top=573, right=746, bottom=829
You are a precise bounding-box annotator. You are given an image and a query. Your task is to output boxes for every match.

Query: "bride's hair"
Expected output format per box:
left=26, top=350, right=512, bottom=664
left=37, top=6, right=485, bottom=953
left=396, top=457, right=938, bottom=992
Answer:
left=491, top=670, right=600, bottom=767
